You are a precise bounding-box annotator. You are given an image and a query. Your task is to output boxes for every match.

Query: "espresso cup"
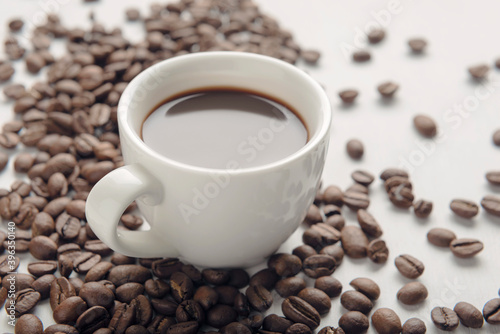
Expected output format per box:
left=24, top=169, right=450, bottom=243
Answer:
left=86, top=52, right=331, bottom=268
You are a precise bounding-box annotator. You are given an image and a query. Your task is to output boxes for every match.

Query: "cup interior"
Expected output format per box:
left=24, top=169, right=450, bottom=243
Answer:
left=118, top=52, right=331, bottom=172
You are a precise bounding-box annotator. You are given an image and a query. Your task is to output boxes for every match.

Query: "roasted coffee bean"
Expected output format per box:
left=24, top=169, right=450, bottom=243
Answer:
left=481, top=195, right=500, bottom=216
left=318, top=326, right=345, bottom=334
left=29, top=235, right=57, bottom=260
left=167, top=321, right=199, bottom=334
left=130, top=294, right=152, bottom=327
left=108, top=264, right=151, bottom=286
left=2, top=273, right=34, bottom=292
left=0, top=151, right=8, bottom=172
left=486, top=171, right=500, bottom=185
left=149, top=257, right=182, bottom=277
left=145, top=278, right=170, bottom=299
left=73, top=252, right=101, bottom=274
left=389, top=185, right=414, bottom=208
left=193, top=285, right=218, bottom=311
left=402, top=318, right=426, bottom=334
left=79, top=282, right=114, bottom=309
left=493, top=129, right=500, bottom=146
left=285, top=323, right=312, bottom=334
left=346, top=139, right=364, bottom=160
left=341, top=290, right=373, bottom=314
left=206, top=304, right=238, bottom=328
left=468, top=64, right=489, bottom=79
left=297, top=287, right=331, bottom=315
left=32, top=274, right=56, bottom=299
left=44, top=197, right=72, bottom=217
left=268, top=253, right=302, bottom=277
left=341, top=226, right=369, bottom=258
left=352, top=170, right=375, bottom=186
left=249, top=268, right=280, bottom=290
left=111, top=253, right=136, bottom=266
left=395, top=254, right=424, bottom=279
left=125, top=325, right=148, bottom=334
left=292, top=244, right=318, bottom=261
left=0, top=192, right=22, bottom=219
left=0, top=254, right=20, bottom=275
left=215, top=285, right=239, bottom=305
left=301, top=50, right=321, bottom=64
left=315, top=276, right=342, bottom=298
left=304, top=204, right=323, bottom=224
left=125, top=8, right=141, bottom=21
left=343, top=191, right=370, bottom=211
left=431, top=307, right=459, bottom=331
left=367, top=28, right=385, bottom=43
left=15, top=314, right=44, bottom=334
left=303, top=223, right=341, bottom=249
left=76, top=306, right=110, bottom=334
left=147, top=315, right=176, bottom=334
left=50, top=277, right=76, bottom=310
left=413, top=114, right=437, bottom=138
left=0, top=132, right=20, bottom=149
left=109, top=302, right=137, bottom=334
left=352, top=50, right=371, bottom=62
left=58, top=255, right=73, bottom=278
left=483, top=298, right=500, bottom=324
left=276, top=276, right=307, bottom=298
left=339, top=311, right=369, bottom=334
left=385, top=176, right=411, bottom=192
left=246, top=284, right=273, bottom=312
left=120, top=214, right=143, bottom=230
left=323, top=185, right=344, bottom=207
left=450, top=238, right=483, bottom=258
left=262, top=314, right=294, bottom=332
left=26, top=53, right=46, bottom=74
left=413, top=199, right=433, bottom=218
left=408, top=38, right=427, bottom=53
left=170, top=271, right=194, bottom=303
left=53, top=296, right=88, bottom=324
left=84, top=240, right=112, bottom=256
left=320, top=245, right=344, bottom=264
left=234, top=292, right=250, bottom=316
left=302, top=254, right=336, bottom=278
left=427, top=227, right=456, bottom=247
left=450, top=199, right=479, bottom=218
left=397, top=282, right=428, bottom=305
left=7, top=288, right=41, bottom=317
left=44, top=324, right=79, bottom=334
left=339, top=90, right=359, bottom=104
left=69, top=278, right=84, bottom=295
left=378, top=81, right=399, bottom=98
left=371, top=308, right=402, bottom=334
left=115, top=282, right=144, bottom=303
left=282, top=296, right=321, bottom=330
left=151, top=298, right=178, bottom=316
left=453, top=301, right=483, bottom=328
left=350, top=278, right=380, bottom=300
left=176, top=299, right=205, bottom=323
left=14, top=153, right=35, bottom=173
left=85, top=261, right=112, bottom=282
left=227, top=268, right=249, bottom=288
left=27, top=260, right=57, bottom=277
left=356, top=209, right=383, bottom=237
left=55, top=212, right=81, bottom=240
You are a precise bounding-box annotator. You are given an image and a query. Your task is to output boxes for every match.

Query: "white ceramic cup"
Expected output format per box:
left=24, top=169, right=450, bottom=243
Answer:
left=86, top=52, right=331, bottom=268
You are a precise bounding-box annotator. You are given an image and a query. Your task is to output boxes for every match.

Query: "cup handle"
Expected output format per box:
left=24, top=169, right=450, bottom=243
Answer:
left=85, top=163, right=179, bottom=258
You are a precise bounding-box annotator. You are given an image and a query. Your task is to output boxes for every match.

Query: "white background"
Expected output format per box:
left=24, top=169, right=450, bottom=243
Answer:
left=0, top=0, right=500, bottom=333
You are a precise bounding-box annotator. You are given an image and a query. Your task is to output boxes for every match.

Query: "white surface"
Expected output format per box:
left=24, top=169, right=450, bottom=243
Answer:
left=0, top=0, right=499, bottom=333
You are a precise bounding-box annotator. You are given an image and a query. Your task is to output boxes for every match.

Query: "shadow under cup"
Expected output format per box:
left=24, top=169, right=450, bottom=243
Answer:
left=117, top=52, right=331, bottom=267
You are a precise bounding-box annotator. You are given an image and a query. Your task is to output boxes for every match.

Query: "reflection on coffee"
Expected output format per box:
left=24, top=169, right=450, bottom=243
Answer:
left=142, top=88, right=308, bottom=169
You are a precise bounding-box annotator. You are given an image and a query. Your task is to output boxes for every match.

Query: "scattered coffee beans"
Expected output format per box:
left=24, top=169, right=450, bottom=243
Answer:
left=339, top=89, right=359, bottom=103
left=367, top=239, right=389, bottom=264
left=371, top=308, right=402, bottom=334
left=413, top=199, right=433, bottom=218
left=413, top=114, right=437, bottom=138
left=431, top=307, right=459, bottom=331
left=395, top=254, right=424, bottom=279
left=377, top=81, right=399, bottom=98
left=350, top=277, right=380, bottom=300
left=346, top=139, right=364, bottom=160
left=397, top=282, right=428, bottom=305
left=408, top=38, right=427, bottom=53
left=402, top=318, right=426, bottom=334
left=427, top=227, right=456, bottom=247
left=454, top=301, right=483, bottom=328
left=450, top=199, right=479, bottom=218
left=449, top=238, right=484, bottom=258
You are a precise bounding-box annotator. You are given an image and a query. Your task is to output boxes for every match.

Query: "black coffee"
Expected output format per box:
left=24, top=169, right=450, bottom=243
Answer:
left=142, top=88, right=308, bottom=169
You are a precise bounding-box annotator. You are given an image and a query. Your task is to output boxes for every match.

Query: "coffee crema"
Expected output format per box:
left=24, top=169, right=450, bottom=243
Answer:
left=141, top=88, right=308, bottom=169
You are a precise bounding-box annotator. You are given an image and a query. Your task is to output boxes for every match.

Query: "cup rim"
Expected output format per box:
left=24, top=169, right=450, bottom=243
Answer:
left=118, top=51, right=331, bottom=175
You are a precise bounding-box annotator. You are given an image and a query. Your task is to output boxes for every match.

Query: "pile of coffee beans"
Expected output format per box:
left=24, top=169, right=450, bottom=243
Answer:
left=0, top=0, right=499, bottom=333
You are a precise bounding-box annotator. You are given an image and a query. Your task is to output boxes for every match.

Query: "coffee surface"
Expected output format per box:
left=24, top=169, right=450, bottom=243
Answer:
left=142, top=89, right=308, bottom=169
